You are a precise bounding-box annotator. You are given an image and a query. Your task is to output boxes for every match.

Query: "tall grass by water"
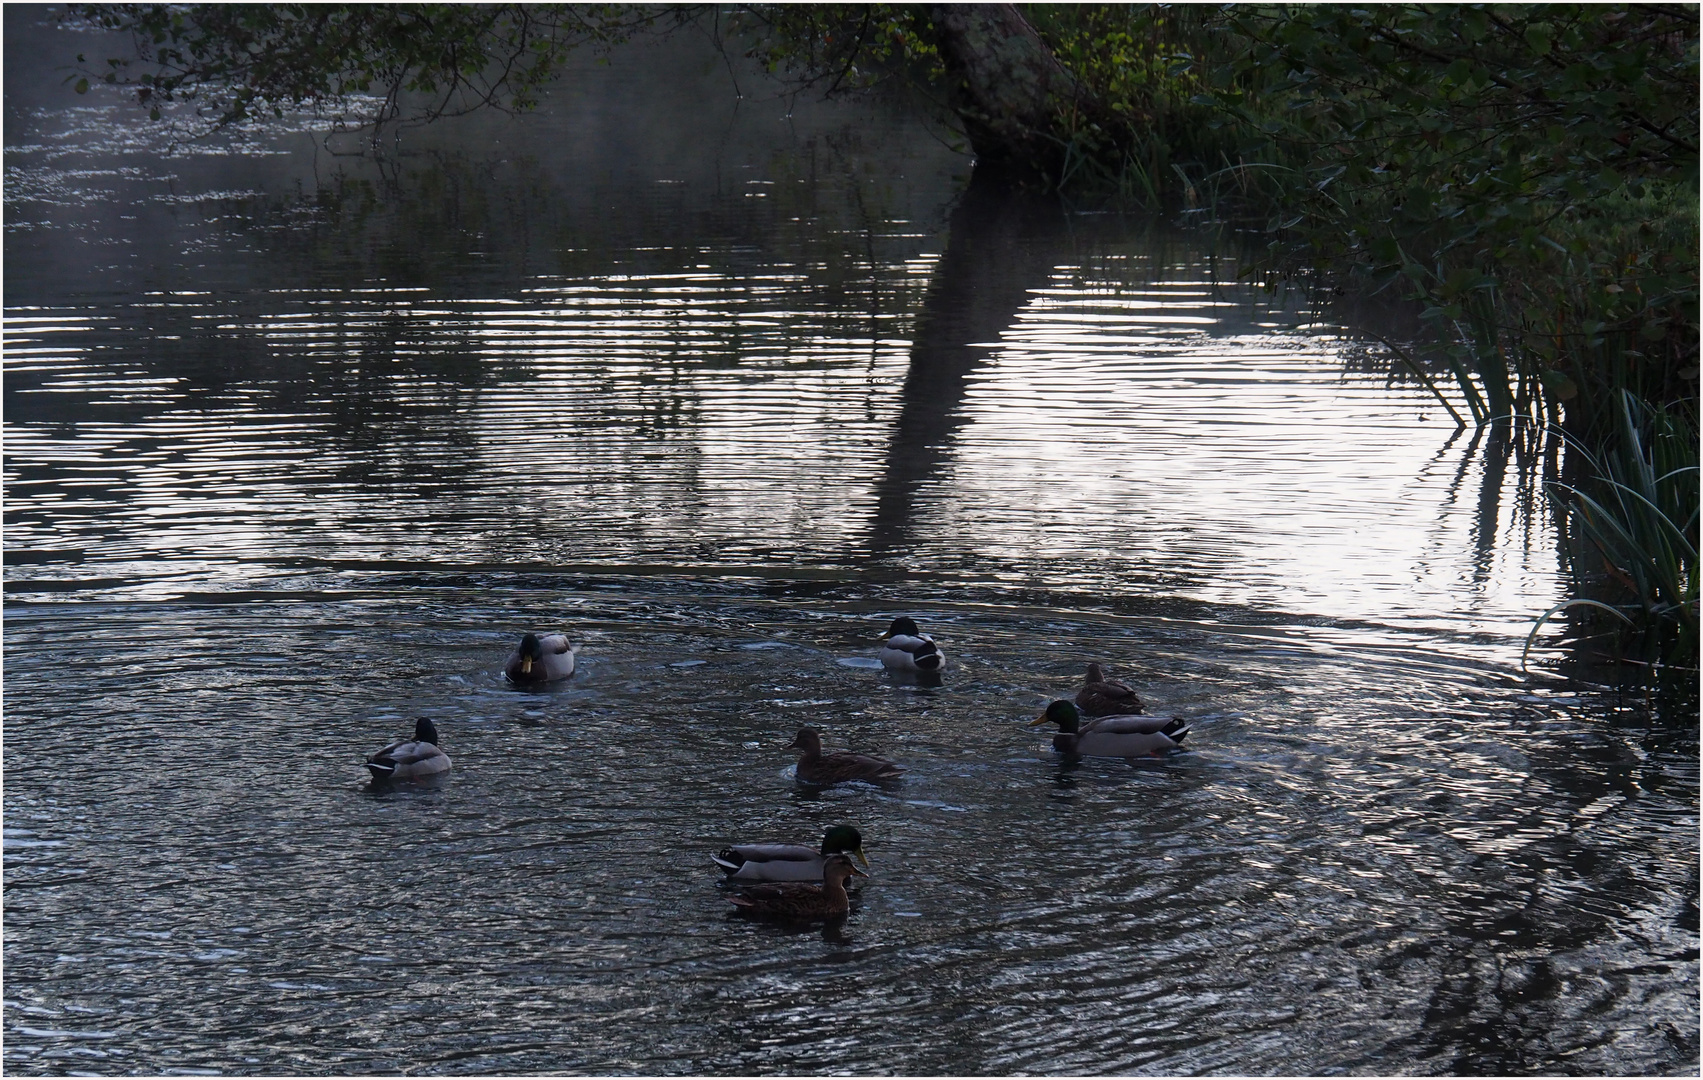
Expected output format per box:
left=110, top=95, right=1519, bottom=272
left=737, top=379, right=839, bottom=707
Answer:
left=1531, top=392, right=1700, bottom=671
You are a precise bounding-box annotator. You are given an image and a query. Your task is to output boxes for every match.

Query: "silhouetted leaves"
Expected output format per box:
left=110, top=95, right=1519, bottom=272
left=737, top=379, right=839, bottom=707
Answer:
left=67, top=4, right=690, bottom=130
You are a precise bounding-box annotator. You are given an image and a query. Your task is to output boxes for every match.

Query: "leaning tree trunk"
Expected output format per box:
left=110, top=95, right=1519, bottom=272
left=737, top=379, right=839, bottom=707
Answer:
left=924, top=4, right=1086, bottom=183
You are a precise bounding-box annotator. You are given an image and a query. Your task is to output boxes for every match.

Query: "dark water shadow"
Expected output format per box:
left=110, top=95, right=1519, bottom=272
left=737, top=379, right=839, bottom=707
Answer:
left=724, top=908, right=856, bottom=937
left=360, top=771, right=452, bottom=797
left=1048, top=762, right=1081, bottom=802
left=789, top=777, right=905, bottom=801
left=885, top=669, right=945, bottom=690
left=501, top=676, right=580, bottom=695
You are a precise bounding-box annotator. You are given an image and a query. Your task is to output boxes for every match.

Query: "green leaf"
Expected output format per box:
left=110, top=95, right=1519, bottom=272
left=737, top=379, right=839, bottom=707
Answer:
left=1540, top=369, right=1579, bottom=400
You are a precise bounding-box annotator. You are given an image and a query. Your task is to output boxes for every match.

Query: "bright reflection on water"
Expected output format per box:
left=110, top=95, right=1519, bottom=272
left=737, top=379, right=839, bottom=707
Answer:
left=4, top=11, right=1697, bottom=1076
left=4, top=265, right=1558, bottom=641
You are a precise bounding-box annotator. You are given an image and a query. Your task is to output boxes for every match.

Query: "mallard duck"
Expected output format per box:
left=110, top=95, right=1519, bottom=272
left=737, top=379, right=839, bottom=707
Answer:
left=1076, top=662, right=1145, bottom=716
left=1030, top=700, right=1189, bottom=758
left=878, top=616, right=945, bottom=672
left=504, top=632, right=578, bottom=684
left=713, top=825, right=870, bottom=882
left=787, top=727, right=906, bottom=786
left=366, top=718, right=452, bottom=781
left=726, top=853, right=867, bottom=920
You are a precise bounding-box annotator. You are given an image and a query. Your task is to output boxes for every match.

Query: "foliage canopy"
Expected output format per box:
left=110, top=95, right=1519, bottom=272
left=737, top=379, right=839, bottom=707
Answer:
left=69, top=4, right=683, bottom=126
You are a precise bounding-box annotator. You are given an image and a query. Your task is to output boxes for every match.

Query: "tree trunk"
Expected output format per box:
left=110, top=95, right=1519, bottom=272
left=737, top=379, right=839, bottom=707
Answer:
left=925, top=4, right=1083, bottom=181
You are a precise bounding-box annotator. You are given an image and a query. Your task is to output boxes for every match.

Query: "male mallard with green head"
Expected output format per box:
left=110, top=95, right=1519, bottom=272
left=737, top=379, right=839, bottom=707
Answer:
left=505, top=632, right=578, bottom=684
left=878, top=616, right=946, bottom=672
left=787, top=727, right=906, bottom=786
left=366, top=718, right=452, bottom=781
left=726, top=853, right=867, bottom=920
left=713, top=825, right=870, bottom=882
left=1031, top=700, right=1189, bottom=758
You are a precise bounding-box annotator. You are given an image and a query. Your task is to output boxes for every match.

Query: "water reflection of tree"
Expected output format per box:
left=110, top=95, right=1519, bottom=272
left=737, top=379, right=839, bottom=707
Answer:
left=858, top=172, right=1334, bottom=567
left=60, top=133, right=949, bottom=495
left=865, top=167, right=1069, bottom=557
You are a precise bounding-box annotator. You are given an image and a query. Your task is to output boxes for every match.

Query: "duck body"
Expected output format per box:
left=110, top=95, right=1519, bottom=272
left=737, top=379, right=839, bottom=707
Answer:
left=1032, top=700, right=1188, bottom=758
left=727, top=854, right=866, bottom=920
left=788, top=727, right=906, bottom=786
left=1076, top=662, right=1145, bottom=717
left=367, top=718, right=452, bottom=781
left=878, top=617, right=945, bottom=672
left=713, top=825, right=869, bottom=883
left=505, top=632, right=578, bottom=684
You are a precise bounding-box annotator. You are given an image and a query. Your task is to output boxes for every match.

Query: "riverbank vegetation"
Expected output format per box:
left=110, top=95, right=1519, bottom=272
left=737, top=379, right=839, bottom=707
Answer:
left=742, top=3, right=1698, bottom=663
left=66, top=3, right=1698, bottom=663
left=1208, top=6, right=1698, bottom=667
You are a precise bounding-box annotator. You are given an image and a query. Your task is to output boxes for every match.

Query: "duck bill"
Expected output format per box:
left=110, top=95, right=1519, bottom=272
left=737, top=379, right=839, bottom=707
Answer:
left=852, top=847, right=870, bottom=870
left=520, top=657, right=534, bottom=675
left=1028, top=714, right=1052, bottom=727
left=848, top=863, right=869, bottom=878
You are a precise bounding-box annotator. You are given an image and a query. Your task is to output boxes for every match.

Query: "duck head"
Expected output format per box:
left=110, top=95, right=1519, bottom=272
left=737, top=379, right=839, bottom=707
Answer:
left=821, top=853, right=869, bottom=886
left=1029, top=700, right=1082, bottom=734
left=414, top=717, right=440, bottom=745
left=786, top=727, right=824, bottom=755
left=1085, top=662, right=1107, bottom=682
left=820, top=824, right=869, bottom=869
left=880, top=617, right=922, bottom=640
left=515, top=632, right=544, bottom=676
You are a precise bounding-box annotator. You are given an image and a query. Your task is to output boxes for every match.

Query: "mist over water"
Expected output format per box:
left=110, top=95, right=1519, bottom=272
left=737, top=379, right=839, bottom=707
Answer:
left=5, top=10, right=1697, bottom=1075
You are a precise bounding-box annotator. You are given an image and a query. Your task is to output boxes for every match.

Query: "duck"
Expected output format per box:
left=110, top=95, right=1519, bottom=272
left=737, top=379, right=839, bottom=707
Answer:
left=366, top=718, right=452, bottom=781
left=787, top=727, right=907, bottom=786
left=504, top=632, right=578, bottom=684
left=878, top=616, right=945, bottom=672
left=1076, top=662, right=1145, bottom=716
left=713, top=825, right=870, bottom=883
left=726, top=853, right=867, bottom=920
left=1030, top=700, right=1189, bottom=758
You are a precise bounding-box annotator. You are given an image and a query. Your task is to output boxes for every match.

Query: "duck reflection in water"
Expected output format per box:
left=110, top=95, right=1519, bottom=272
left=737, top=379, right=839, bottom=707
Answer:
left=1049, top=767, right=1081, bottom=802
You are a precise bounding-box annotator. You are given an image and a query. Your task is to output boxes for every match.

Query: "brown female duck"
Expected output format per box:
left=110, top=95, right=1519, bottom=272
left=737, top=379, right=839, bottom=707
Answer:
left=1075, top=662, right=1145, bottom=716
left=787, top=727, right=906, bottom=786
left=726, top=853, right=867, bottom=920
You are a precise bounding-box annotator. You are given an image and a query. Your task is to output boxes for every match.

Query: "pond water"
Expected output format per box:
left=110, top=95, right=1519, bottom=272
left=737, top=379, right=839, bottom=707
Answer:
left=5, top=12, right=1698, bottom=1076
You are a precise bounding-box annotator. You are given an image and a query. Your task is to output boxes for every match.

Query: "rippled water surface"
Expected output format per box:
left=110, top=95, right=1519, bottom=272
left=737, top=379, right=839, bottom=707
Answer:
left=5, top=11, right=1697, bottom=1076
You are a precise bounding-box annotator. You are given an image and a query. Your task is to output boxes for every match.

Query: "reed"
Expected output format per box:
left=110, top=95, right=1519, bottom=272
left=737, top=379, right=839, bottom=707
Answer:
left=1528, top=392, right=1699, bottom=667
